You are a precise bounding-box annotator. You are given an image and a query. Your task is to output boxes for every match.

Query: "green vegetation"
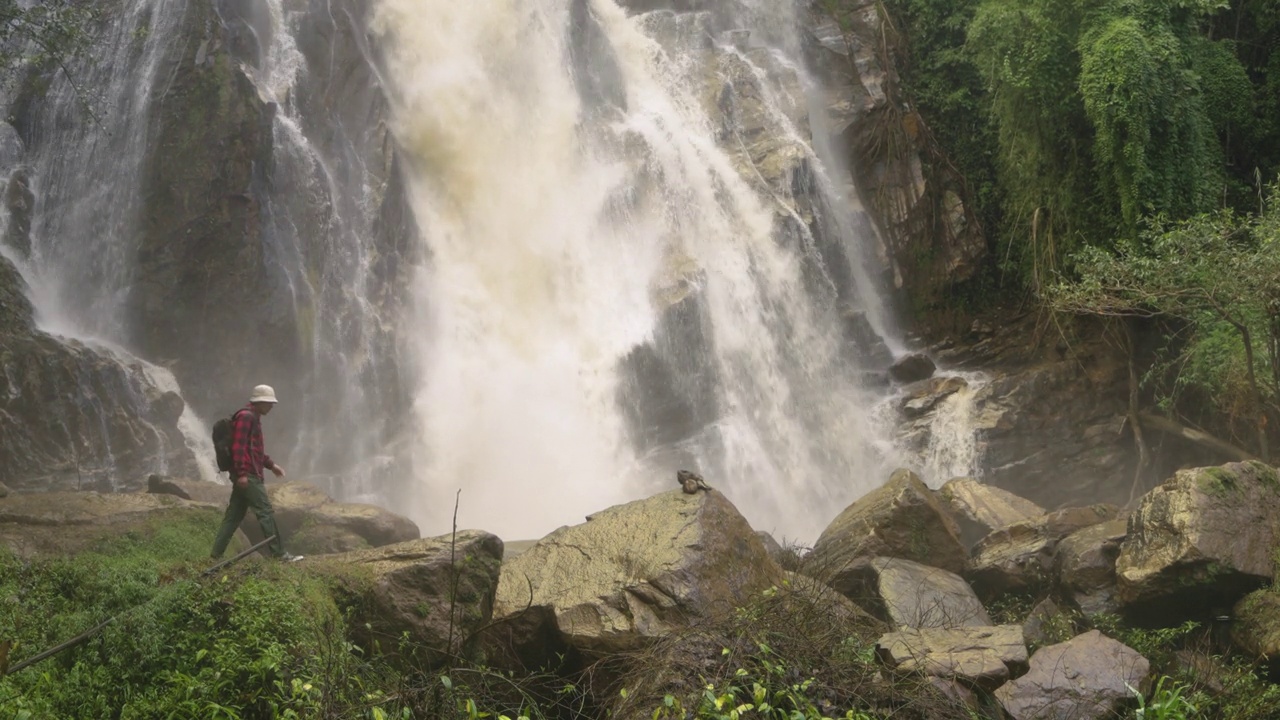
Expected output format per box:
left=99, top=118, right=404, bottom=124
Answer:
left=0, top=1, right=100, bottom=81
left=825, top=0, right=1280, bottom=458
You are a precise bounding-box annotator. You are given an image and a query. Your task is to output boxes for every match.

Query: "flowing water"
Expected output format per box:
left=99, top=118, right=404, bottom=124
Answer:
left=371, top=0, right=911, bottom=540
left=2, top=0, right=985, bottom=541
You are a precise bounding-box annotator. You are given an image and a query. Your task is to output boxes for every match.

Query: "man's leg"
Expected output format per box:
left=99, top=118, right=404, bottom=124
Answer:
left=210, top=486, right=249, bottom=558
left=245, top=477, right=286, bottom=557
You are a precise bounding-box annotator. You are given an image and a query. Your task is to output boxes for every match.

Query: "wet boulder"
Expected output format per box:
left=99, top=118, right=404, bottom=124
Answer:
left=331, top=531, right=504, bottom=666
left=807, top=469, right=966, bottom=595
left=876, top=624, right=1027, bottom=690
left=1116, top=462, right=1280, bottom=621
left=967, top=504, right=1119, bottom=599
left=889, top=353, right=936, bottom=384
left=994, top=630, right=1149, bottom=720
left=489, top=489, right=783, bottom=661
left=940, top=477, right=1044, bottom=548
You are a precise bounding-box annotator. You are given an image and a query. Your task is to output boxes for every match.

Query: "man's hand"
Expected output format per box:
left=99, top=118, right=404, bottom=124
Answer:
left=235, top=475, right=249, bottom=489
left=270, top=464, right=287, bottom=478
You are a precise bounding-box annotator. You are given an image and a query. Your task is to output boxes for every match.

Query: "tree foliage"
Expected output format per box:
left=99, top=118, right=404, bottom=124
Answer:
left=1049, top=187, right=1280, bottom=456
left=0, top=1, right=99, bottom=83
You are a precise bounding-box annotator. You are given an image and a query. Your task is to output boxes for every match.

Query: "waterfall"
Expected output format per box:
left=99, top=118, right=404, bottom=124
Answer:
left=370, top=0, right=905, bottom=541
left=0, top=0, right=211, bottom=485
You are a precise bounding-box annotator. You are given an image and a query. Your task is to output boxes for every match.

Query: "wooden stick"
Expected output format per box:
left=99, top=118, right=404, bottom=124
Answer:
left=3, top=535, right=278, bottom=677
left=201, top=535, right=279, bottom=577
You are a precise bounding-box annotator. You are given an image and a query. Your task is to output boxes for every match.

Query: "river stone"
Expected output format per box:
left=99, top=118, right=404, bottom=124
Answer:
left=808, top=469, right=966, bottom=593
left=844, top=557, right=990, bottom=629
left=889, top=353, right=936, bottom=384
left=0, top=482, right=9, bottom=499
left=332, top=531, right=504, bottom=665
left=994, top=630, right=1149, bottom=720
left=940, top=477, right=1045, bottom=548
left=876, top=624, right=1027, bottom=690
left=967, top=504, right=1119, bottom=600
left=491, top=488, right=783, bottom=658
left=1232, top=590, right=1280, bottom=660
left=1056, top=519, right=1127, bottom=615
left=1116, top=461, right=1280, bottom=621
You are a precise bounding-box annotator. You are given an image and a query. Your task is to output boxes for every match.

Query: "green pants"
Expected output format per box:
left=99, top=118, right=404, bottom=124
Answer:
left=210, top=476, right=284, bottom=558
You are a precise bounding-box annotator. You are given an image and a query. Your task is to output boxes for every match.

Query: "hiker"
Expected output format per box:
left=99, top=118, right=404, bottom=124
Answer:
left=209, top=384, right=301, bottom=562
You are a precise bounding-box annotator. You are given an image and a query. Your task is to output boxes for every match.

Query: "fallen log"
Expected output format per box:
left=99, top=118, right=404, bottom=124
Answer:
left=1136, top=412, right=1260, bottom=462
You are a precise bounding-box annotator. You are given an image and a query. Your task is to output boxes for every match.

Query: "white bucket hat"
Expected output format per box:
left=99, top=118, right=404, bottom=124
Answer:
left=249, top=384, right=278, bottom=404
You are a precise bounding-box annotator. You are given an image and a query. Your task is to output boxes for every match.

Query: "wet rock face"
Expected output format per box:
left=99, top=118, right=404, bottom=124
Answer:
left=1116, top=461, right=1280, bottom=622
left=806, top=0, right=985, bottom=299
left=0, top=257, right=200, bottom=492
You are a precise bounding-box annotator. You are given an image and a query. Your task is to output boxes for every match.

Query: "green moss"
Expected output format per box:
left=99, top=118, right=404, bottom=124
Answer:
left=1197, top=466, right=1239, bottom=495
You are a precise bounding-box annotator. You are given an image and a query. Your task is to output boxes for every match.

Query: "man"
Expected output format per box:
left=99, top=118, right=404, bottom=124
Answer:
left=210, top=384, right=302, bottom=561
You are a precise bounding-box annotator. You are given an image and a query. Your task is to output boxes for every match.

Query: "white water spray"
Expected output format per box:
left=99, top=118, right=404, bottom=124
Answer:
left=371, top=0, right=902, bottom=541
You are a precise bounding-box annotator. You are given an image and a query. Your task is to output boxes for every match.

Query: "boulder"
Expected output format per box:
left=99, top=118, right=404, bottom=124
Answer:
left=0, top=482, right=9, bottom=498
left=147, top=474, right=228, bottom=505
left=1116, top=462, right=1280, bottom=621
left=994, top=630, right=1149, bottom=720
left=333, top=531, right=504, bottom=665
left=290, top=524, right=370, bottom=555
left=889, top=353, right=936, bottom=384
left=900, top=376, right=968, bottom=419
left=939, top=477, right=1044, bottom=548
left=876, top=624, right=1027, bottom=690
left=490, top=489, right=783, bottom=659
left=757, top=531, right=798, bottom=570
left=1231, top=590, right=1280, bottom=660
left=1056, top=519, right=1127, bottom=615
left=967, top=504, right=1119, bottom=599
left=843, top=557, right=990, bottom=629
left=808, top=469, right=966, bottom=594
left=0, top=490, right=244, bottom=557
left=1022, top=598, right=1076, bottom=651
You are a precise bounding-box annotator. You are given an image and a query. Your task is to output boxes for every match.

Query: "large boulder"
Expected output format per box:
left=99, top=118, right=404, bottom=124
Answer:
left=1055, top=519, right=1127, bottom=615
left=1116, top=462, right=1280, bottom=621
left=147, top=478, right=419, bottom=555
left=876, top=624, right=1027, bottom=690
left=842, top=557, right=990, bottom=629
left=967, top=504, right=1119, bottom=599
left=331, top=531, right=504, bottom=665
left=994, top=630, right=1149, bottom=720
left=807, top=469, right=966, bottom=594
left=0, top=490, right=244, bottom=557
left=489, top=489, right=783, bottom=660
left=939, top=477, right=1044, bottom=548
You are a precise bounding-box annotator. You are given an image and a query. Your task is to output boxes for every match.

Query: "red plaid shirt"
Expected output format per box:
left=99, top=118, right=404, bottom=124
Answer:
left=230, top=404, right=275, bottom=480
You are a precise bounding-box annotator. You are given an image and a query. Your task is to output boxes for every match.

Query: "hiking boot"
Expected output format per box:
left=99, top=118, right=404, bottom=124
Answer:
left=278, top=552, right=304, bottom=563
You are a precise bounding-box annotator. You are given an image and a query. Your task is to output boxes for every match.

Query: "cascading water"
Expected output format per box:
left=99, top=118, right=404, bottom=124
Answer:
left=0, top=0, right=211, bottom=485
left=370, top=0, right=909, bottom=541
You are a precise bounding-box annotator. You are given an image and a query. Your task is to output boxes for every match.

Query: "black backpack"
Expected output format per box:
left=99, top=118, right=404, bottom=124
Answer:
left=211, top=410, right=250, bottom=473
